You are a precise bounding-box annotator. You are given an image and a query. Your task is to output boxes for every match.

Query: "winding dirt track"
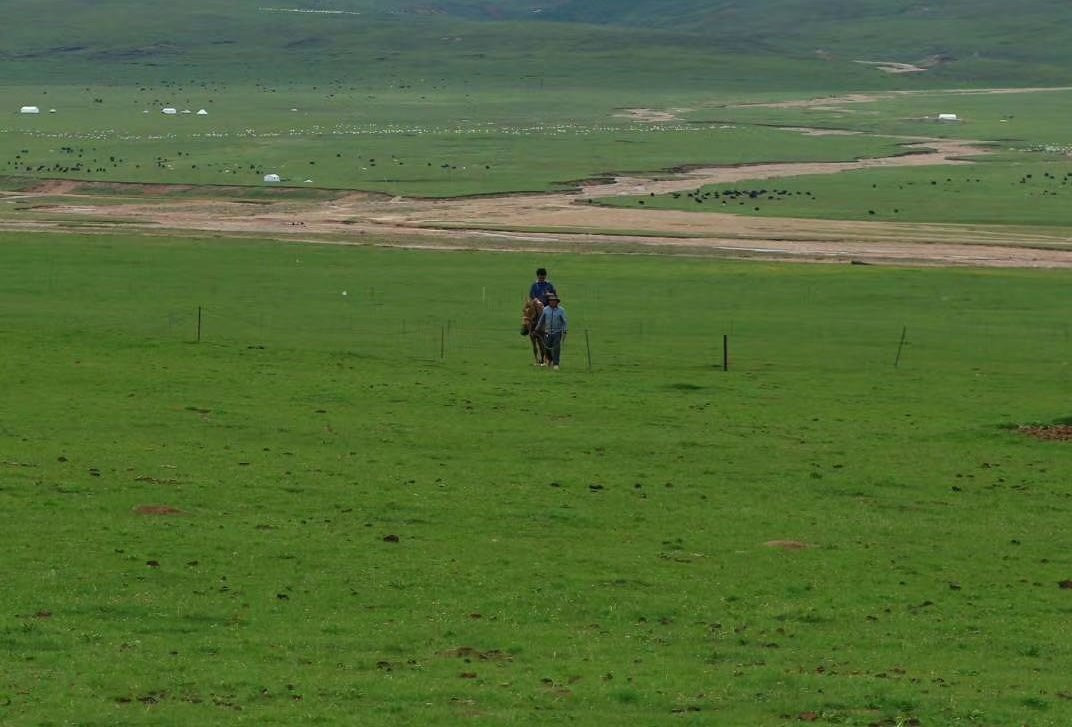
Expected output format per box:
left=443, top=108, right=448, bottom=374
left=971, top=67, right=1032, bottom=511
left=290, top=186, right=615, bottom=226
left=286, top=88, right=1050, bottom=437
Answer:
left=4, top=136, right=1072, bottom=267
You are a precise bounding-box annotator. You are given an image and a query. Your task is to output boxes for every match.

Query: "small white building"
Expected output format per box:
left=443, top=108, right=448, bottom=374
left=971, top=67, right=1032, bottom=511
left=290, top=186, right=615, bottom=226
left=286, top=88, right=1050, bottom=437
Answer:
left=161, top=107, right=178, bottom=115
left=19, top=106, right=40, bottom=114
left=263, top=173, right=281, bottom=183
left=937, top=113, right=959, bottom=122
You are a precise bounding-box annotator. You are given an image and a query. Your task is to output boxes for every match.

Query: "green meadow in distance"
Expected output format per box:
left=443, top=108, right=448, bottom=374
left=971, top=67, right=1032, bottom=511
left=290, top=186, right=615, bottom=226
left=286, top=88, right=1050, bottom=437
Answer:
left=596, top=161, right=1072, bottom=228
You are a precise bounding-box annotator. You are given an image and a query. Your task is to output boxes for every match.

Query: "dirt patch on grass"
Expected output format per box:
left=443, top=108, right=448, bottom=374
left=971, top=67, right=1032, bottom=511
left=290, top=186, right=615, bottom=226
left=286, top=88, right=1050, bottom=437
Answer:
left=736, top=94, right=884, bottom=110
left=574, top=138, right=988, bottom=197
left=133, top=505, right=183, bottom=515
left=614, top=108, right=688, bottom=123
left=854, top=60, right=929, bottom=74
left=4, top=131, right=1071, bottom=268
left=731, top=86, right=1072, bottom=110
left=108, top=183, right=197, bottom=196
left=441, top=646, right=512, bottom=662
left=1019, top=425, right=1072, bottom=441
left=764, top=540, right=812, bottom=550
left=781, top=127, right=863, bottom=137
left=26, top=179, right=81, bottom=195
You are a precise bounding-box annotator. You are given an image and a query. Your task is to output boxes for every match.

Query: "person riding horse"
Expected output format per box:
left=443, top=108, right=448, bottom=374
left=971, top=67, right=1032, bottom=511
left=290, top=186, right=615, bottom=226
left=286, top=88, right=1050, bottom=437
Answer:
left=529, top=267, right=557, bottom=305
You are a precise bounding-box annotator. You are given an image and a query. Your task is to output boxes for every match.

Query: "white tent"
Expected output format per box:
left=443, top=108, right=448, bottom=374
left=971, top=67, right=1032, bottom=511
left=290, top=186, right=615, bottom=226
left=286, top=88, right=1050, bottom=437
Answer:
left=937, top=113, right=959, bottom=122
left=196, top=109, right=208, bottom=115
left=161, top=107, right=178, bottom=115
left=19, top=106, right=40, bottom=114
left=48, top=108, right=57, bottom=114
left=263, top=173, right=281, bottom=183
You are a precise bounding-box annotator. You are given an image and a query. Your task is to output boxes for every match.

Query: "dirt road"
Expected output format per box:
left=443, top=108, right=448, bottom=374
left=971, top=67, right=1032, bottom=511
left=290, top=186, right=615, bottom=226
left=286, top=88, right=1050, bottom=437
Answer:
left=3, top=136, right=1071, bottom=268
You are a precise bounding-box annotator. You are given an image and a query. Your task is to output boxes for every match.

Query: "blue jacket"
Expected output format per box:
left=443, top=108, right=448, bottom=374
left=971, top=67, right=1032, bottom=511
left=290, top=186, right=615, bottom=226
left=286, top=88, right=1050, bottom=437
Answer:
left=536, top=305, right=568, bottom=334
left=529, top=280, right=557, bottom=303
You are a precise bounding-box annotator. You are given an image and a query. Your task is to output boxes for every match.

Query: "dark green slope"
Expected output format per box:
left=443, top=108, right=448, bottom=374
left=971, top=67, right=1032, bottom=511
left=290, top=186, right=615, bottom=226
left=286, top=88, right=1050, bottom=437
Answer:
left=0, top=0, right=883, bottom=89
left=2, top=0, right=1069, bottom=88
left=446, top=0, right=1072, bottom=83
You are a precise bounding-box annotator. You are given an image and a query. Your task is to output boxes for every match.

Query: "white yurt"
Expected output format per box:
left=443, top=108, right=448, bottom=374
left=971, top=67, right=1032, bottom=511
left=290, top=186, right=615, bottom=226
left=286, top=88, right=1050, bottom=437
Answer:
left=161, top=107, right=178, bottom=115
left=263, top=173, right=281, bottom=183
left=19, top=106, right=40, bottom=114
left=196, top=109, right=208, bottom=115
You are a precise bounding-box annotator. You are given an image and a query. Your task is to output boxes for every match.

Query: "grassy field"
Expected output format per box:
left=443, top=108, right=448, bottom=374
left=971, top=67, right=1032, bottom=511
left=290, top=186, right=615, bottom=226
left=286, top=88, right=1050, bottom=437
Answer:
left=0, top=85, right=908, bottom=197
left=1, top=1, right=1070, bottom=206
left=582, top=86, right=1072, bottom=227
left=5, top=0, right=1072, bottom=87
left=0, top=1, right=910, bottom=91
left=594, top=160, right=1072, bottom=227
left=1, top=231, right=1070, bottom=725
left=2, top=3, right=1072, bottom=725
left=695, top=88, right=1072, bottom=149
left=2, top=3, right=1072, bottom=204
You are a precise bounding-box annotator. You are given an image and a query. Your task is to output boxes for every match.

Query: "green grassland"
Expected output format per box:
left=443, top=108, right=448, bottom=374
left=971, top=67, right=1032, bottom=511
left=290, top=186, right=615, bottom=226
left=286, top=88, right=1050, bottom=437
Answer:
left=594, top=161, right=1072, bottom=229
left=5, top=0, right=1072, bottom=87
left=0, top=85, right=908, bottom=197
left=0, top=1, right=903, bottom=91
left=585, top=87, right=1072, bottom=227
left=3, top=5, right=1072, bottom=723
left=1, top=231, right=1071, bottom=725
left=3, top=1, right=1072, bottom=205
left=695, top=88, right=1072, bottom=150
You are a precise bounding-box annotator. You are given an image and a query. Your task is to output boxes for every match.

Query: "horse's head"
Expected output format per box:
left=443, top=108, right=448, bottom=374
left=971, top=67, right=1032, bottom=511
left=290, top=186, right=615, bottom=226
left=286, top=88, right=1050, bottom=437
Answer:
left=520, top=298, right=543, bottom=335
left=521, top=298, right=543, bottom=325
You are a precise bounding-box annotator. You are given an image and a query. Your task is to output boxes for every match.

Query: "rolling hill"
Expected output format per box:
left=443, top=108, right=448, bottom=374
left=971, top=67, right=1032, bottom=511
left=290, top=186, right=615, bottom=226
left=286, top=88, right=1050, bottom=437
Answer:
left=1, top=1, right=1070, bottom=89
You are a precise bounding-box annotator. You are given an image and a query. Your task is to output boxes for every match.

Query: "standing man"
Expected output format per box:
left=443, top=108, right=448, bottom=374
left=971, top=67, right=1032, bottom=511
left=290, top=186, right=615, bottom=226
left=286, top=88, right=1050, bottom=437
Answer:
left=529, top=267, right=557, bottom=305
left=535, top=292, right=568, bottom=370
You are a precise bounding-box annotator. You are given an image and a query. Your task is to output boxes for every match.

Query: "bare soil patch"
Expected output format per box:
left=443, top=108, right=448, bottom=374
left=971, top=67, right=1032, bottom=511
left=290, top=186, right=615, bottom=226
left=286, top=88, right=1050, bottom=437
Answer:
left=1019, top=425, right=1072, bottom=442
left=441, top=646, right=512, bottom=661
left=574, top=138, right=987, bottom=197
left=764, top=540, right=811, bottom=550
left=133, top=505, right=183, bottom=515
left=730, top=86, right=1072, bottom=111
left=26, top=179, right=81, bottom=195
left=735, top=94, right=884, bottom=110
left=3, top=131, right=1070, bottom=268
left=854, top=60, right=928, bottom=74
left=613, top=108, right=689, bottom=123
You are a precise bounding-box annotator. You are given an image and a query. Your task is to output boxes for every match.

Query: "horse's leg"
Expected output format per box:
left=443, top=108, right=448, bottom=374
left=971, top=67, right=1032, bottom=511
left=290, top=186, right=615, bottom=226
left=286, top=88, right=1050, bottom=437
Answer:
left=534, top=334, right=548, bottom=365
left=530, top=334, right=541, bottom=364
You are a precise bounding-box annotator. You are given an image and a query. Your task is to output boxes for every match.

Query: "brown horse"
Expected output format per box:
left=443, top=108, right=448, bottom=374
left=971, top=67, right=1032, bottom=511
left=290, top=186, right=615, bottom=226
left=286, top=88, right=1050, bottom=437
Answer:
left=520, top=298, right=550, bottom=366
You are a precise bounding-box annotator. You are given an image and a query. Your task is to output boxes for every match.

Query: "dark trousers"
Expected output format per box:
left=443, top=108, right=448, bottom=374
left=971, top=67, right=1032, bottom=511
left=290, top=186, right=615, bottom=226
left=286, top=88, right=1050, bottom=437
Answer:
left=545, top=331, right=565, bottom=365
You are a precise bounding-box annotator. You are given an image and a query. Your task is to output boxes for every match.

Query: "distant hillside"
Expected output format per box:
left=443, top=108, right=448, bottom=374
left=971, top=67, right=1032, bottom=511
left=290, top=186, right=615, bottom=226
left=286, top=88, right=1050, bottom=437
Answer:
left=447, top=0, right=1072, bottom=75
left=534, top=0, right=1072, bottom=61
left=2, top=0, right=1070, bottom=88
left=424, top=0, right=1072, bottom=84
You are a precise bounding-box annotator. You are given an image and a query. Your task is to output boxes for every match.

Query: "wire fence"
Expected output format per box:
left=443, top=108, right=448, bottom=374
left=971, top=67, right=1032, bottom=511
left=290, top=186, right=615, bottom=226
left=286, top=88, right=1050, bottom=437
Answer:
left=66, top=297, right=1072, bottom=380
